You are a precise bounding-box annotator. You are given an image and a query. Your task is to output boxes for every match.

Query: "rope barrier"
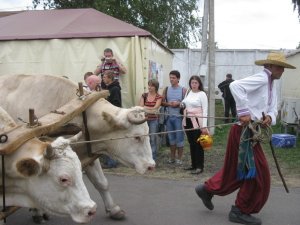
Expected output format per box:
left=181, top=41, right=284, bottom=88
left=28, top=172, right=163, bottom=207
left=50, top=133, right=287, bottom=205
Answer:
left=144, top=110, right=236, bottom=120
left=70, top=121, right=236, bottom=145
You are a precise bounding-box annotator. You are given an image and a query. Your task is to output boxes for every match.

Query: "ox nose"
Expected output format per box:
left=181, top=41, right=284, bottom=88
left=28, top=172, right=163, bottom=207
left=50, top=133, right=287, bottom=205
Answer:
left=147, top=166, right=155, bottom=171
left=87, top=204, right=97, bottom=218
left=147, top=163, right=156, bottom=171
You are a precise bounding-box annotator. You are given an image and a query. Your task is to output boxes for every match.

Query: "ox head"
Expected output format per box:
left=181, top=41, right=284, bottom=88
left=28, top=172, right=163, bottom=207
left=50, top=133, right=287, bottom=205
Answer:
left=87, top=101, right=155, bottom=174
left=11, top=132, right=96, bottom=224
left=105, top=122, right=156, bottom=174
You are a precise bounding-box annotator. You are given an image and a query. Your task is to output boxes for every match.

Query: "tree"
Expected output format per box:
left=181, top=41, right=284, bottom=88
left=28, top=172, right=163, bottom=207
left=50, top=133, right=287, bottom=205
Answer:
left=293, top=0, right=300, bottom=17
left=32, top=0, right=201, bottom=49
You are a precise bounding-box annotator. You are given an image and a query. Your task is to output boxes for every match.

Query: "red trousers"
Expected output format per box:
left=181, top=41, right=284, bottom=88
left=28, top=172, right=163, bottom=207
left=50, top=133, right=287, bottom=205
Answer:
left=205, top=124, right=270, bottom=214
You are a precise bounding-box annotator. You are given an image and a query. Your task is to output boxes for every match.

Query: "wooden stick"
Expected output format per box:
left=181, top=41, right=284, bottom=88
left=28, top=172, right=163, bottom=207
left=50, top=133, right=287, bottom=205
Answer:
left=29, top=108, right=35, bottom=127
left=262, top=112, right=289, bottom=193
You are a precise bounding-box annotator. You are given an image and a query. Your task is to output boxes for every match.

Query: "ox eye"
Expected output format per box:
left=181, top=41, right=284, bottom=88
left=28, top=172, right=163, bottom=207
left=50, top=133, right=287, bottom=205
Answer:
left=59, top=175, right=72, bottom=186
left=134, top=136, right=141, bottom=141
left=60, top=178, right=68, bottom=183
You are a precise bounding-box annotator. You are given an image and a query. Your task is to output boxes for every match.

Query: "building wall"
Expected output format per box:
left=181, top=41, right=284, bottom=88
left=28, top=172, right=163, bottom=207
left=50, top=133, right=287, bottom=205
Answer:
left=171, top=49, right=275, bottom=99
left=283, top=50, right=300, bottom=98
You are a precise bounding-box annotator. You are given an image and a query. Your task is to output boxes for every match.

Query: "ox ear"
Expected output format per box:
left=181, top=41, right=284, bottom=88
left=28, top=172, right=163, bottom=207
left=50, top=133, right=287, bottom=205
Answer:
left=16, top=158, right=41, bottom=177
left=44, top=144, right=56, bottom=160
left=102, top=111, right=127, bottom=129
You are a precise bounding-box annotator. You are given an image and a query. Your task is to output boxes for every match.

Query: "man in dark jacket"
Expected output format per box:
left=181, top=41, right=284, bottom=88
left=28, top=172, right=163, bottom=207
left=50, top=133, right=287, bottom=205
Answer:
left=102, top=70, right=122, bottom=107
left=101, top=70, right=122, bottom=168
left=218, top=73, right=236, bottom=123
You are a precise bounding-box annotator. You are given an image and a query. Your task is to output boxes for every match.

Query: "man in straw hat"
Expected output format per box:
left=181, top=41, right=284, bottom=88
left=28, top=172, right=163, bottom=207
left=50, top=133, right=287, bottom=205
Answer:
left=195, top=52, right=296, bottom=225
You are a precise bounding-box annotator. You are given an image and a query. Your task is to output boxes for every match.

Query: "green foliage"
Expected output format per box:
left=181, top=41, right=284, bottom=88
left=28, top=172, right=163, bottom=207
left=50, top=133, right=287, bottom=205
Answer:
left=214, top=99, right=300, bottom=175
left=32, top=0, right=201, bottom=49
left=213, top=99, right=230, bottom=147
left=292, top=0, right=300, bottom=17
left=263, top=122, right=300, bottom=175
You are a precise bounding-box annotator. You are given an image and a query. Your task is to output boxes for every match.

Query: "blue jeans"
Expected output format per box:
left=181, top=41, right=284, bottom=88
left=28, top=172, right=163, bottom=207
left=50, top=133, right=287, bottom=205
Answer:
left=103, top=155, right=117, bottom=168
left=147, top=119, right=159, bottom=160
left=166, top=116, right=184, bottom=148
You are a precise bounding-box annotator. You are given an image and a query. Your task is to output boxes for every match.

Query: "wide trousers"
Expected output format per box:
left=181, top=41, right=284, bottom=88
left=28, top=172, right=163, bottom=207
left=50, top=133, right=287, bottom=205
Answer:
left=204, top=124, right=270, bottom=214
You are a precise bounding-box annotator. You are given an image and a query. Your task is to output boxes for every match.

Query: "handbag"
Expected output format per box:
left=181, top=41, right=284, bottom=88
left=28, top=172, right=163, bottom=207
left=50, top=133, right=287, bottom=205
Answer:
left=179, top=106, right=185, bottom=115
left=180, top=89, right=191, bottom=115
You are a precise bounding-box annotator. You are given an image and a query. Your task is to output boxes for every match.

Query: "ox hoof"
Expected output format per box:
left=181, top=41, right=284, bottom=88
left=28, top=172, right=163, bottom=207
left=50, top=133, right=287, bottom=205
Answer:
left=43, top=213, right=50, bottom=221
left=32, top=215, right=44, bottom=224
left=109, top=209, right=126, bottom=220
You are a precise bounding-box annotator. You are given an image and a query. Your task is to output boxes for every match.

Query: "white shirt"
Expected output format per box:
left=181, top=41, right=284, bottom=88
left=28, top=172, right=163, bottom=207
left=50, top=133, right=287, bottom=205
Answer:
left=182, top=90, right=208, bottom=127
left=229, top=69, right=277, bottom=125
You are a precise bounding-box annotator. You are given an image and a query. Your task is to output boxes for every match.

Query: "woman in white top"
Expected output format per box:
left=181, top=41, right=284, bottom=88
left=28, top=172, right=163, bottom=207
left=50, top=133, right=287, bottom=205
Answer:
left=181, top=75, right=208, bottom=174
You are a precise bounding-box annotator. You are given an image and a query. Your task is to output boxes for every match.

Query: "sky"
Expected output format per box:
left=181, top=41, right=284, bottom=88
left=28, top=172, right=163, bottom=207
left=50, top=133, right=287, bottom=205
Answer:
left=213, top=0, right=300, bottom=49
left=0, top=0, right=300, bottom=50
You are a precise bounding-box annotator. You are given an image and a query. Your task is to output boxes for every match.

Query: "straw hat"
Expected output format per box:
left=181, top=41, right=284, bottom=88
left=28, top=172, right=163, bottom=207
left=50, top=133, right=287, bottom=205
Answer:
left=255, top=52, right=296, bottom=69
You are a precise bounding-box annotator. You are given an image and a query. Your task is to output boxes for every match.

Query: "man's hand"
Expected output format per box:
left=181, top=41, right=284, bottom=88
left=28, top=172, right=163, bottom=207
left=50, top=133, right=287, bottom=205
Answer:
left=169, top=101, right=180, bottom=107
left=239, top=115, right=251, bottom=126
left=261, top=115, right=272, bottom=127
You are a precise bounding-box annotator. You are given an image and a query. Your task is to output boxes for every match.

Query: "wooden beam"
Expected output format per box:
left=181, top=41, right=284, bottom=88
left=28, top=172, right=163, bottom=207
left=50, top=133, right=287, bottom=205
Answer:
left=0, top=90, right=109, bottom=155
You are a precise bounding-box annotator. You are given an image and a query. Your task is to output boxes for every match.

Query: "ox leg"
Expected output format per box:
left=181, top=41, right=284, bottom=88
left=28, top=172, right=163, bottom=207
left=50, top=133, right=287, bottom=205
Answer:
left=84, top=159, right=125, bottom=220
left=30, top=208, right=50, bottom=224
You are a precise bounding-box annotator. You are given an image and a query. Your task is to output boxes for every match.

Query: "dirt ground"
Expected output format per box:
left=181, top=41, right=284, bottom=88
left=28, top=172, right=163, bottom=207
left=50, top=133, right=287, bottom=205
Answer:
left=102, top=144, right=300, bottom=188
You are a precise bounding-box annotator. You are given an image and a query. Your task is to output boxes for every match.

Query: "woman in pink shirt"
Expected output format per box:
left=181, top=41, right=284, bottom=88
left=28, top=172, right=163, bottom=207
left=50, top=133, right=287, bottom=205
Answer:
left=181, top=75, right=208, bottom=174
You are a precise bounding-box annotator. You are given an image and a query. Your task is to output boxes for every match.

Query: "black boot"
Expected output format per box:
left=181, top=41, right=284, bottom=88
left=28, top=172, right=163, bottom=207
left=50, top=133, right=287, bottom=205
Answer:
left=228, top=205, right=262, bottom=225
left=195, top=184, right=214, bottom=210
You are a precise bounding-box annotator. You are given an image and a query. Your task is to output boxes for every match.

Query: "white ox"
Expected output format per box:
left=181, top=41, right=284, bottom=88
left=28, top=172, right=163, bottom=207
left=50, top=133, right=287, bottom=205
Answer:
left=0, top=107, right=97, bottom=223
left=0, top=74, right=155, bottom=220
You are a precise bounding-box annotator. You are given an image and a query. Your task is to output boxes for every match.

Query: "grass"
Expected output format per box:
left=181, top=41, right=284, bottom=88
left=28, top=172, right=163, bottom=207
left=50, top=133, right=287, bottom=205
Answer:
left=158, top=99, right=300, bottom=184
left=263, top=123, right=300, bottom=176
left=214, top=99, right=300, bottom=183
left=105, top=99, right=300, bottom=186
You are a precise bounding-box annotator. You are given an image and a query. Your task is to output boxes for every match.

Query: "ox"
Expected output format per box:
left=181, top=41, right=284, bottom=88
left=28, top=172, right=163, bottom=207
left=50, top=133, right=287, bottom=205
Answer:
left=0, top=74, right=155, bottom=221
left=0, top=107, right=96, bottom=223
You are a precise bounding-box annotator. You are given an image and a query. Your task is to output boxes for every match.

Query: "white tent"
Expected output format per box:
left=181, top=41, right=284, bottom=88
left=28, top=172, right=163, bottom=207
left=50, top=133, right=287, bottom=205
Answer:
left=0, top=8, right=174, bottom=107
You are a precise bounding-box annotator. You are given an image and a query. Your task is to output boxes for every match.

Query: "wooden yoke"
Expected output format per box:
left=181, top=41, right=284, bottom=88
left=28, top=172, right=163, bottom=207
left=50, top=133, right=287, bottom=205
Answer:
left=0, top=90, right=109, bottom=155
left=79, top=82, right=93, bottom=157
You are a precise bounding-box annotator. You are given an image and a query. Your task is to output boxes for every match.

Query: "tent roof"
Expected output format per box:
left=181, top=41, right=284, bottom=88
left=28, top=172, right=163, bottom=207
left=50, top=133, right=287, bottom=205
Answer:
left=0, top=11, right=23, bottom=18
left=0, top=8, right=152, bottom=40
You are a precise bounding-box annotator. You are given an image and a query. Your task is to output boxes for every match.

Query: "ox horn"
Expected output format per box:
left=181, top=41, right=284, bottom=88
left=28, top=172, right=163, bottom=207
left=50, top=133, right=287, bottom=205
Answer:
left=68, top=131, right=82, bottom=143
left=127, top=110, right=147, bottom=125
left=44, top=144, right=55, bottom=159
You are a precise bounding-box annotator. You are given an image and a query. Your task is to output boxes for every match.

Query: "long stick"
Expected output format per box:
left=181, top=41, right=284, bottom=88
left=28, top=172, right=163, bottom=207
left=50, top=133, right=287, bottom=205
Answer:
left=262, top=112, right=289, bottom=193
left=269, top=141, right=289, bottom=193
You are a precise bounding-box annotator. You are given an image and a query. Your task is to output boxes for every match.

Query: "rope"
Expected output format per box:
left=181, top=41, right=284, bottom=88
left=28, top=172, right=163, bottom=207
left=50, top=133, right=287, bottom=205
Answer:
left=70, top=121, right=236, bottom=145
left=240, top=120, right=273, bottom=146
left=148, top=110, right=235, bottom=120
